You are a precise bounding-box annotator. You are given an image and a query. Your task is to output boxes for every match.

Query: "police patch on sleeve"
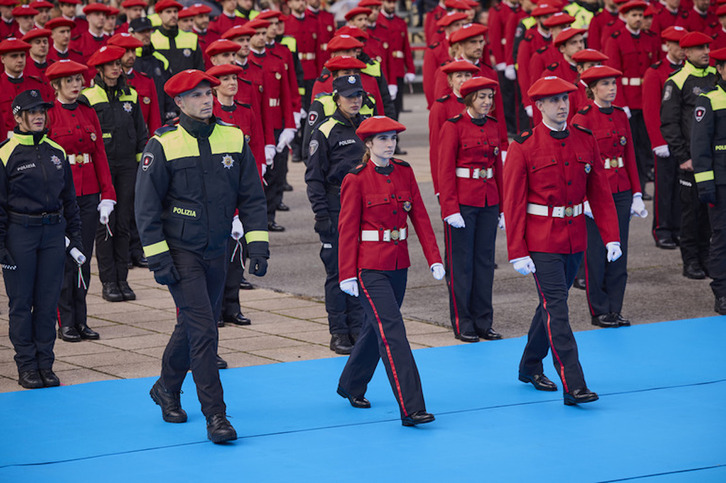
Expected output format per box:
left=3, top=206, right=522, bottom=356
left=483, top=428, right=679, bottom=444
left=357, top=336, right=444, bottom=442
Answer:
left=695, top=106, right=706, bottom=122
left=141, top=153, right=154, bottom=171
left=663, top=85, right=672, bottom=102
left=221, top=154, right=234, bottom=169
left=308, top=112, right=318, bottom=126
left=309, top=140, right=319, bottom=157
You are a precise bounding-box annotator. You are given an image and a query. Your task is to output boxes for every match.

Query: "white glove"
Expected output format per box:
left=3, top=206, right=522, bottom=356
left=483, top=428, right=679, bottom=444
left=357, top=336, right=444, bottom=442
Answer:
left=300, top=108, right=307, bottom=119
left=501, top=150, right=507, bottom=163
left=293, top=111, right=302, bottom=130
left=631, top=193, right=648, bottom=218
left=404, top=72, right=416, bottom=83
left=276, top=128, right=296, bottom=153
left=431, top=262, right=445, bottom=280
left=340, top=277, right=359, bottom=297
left=388, top=84, right=398, bottom=100
left=261, top=164, right=267, bottom=177
left=653, top=144, right=670, bottom=158
left=231, top=215, right=244, bottom=240
left=504, top=65, right=516, bottom=81
left=584, top=200, right=593, bottom=219
left=97, top=199, right=116, bottom=225
left=264, top=144, right=276, bottom=166
left=623, top=106, right=632, bottom=119
left=444, top=213, right=465, bottom=228
left=498, top=212, right=505, bottom=231
left=525, top=105, right=533, bottom=118
left=495, top=62, right=506, bottom=72
left=512, top=256, right=536, bottom=275
left=606, top=241, right=622, bottom=262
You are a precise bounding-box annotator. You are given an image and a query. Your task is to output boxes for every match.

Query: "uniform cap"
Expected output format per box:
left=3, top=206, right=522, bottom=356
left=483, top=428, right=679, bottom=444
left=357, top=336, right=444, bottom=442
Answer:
left=0, top=37, right=31, bottom=55
left=465, top=0, right=479, bottom=8
left=22, top=28, right=52, bottom=42
left=441, top=60, right=480, bottom=74
left=579, top=65, right=623, bottom=85
left=108, top=32, right=144, bottom=49
left=12, top=89, right=53, bottom=115
left=83, top=3, right=111, bottom=15
left=542, top=12, right=576, bottom=28
left=29, top=0, right=53, bottom=9
left=324, top=55, right=366, bottom=71
left=711, top=47, right=726, bottom=61
left=246, top=18, right=271, bottom=29
left=345, top=6, right=372, bottom=20
left=256, top=10, right=283, bottom=20
left=717, top=5, right=726, bottom=16
left=45, top=59, right=88, bottom=80
left=527, top=75, right=577, bottom=101
left=660, top=26, right=687, bottom=43
left=190, top=3, right=212, bottom=14
left=571, top=48, right=609, bottom=63
left=205, top=39, right=241, bottom=56
left=333, top=74, right=365, bottom=97
left=221, top=24, right=256, bottom=39
left=58, top=0, right=81, bottom=4
left=206, top=63, right=243, bottom=78
left=11, top=5, right=39, bottom=16
left=459, top=76, right=499, bottom=98
left=355, top=115, right=406, bottom=140
left=449, top=23, right=488, bottom=44
left=45, top=17, right=76, bottom=30
left=164, top=69, right=220, bottom=97
left=358, top=0, right=382, bottom=6
left=553, top=27, right=586, bottom=47
left=643, top=4, right=657, bottom=16
left=436, top=11, right=468, bottom=27
left=178, top=7, right=196, bottom=19
left=327, top=34, right=365, bottom=52
left=154, top=0, right=182, bottom=13
left=336, top=25, right=369, bottom=40
left=129, top=17, right=154, bottom=32
left=679, top=31, right=713, bottom=48
left=0, top=0, right=18, bottom=6
left=618, top=0, right=648, bottom=14
left=121, top=0, right=148, bottom=8
left=87, top=45, right=125, bottom=66
left=531, top=4, right=561, bottom=17
left=109, top=7, right=120, bottom=16
left=444, top=0, right=472, bottom=10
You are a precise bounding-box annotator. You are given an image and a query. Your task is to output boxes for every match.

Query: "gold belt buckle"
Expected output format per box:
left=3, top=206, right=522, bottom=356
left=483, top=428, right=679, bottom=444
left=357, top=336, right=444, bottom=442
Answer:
left=564, top=207, right=574, bottom=217
left=610, top=159, right=619, bottom=168
left=479, top=168, right=488, bottom=179
left=390, top=229, right=400, bottom=241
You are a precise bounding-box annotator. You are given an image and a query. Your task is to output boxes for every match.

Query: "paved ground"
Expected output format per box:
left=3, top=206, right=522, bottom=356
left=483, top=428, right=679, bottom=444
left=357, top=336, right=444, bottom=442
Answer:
left=0, top=93, right=717, bottom=392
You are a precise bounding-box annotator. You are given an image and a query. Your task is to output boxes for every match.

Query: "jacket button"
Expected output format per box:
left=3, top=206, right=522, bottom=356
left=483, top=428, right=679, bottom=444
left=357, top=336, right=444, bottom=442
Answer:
left=565, top=162, right=569, bottom=166
left=368, top=201, right=371, bottom=205
left=386, top=179, right=391, bottom=183
left=393, top=210, right=397, bottom=214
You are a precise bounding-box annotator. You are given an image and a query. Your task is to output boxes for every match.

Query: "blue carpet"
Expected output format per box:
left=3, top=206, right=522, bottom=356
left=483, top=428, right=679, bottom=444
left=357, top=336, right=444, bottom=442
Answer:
left=1, top=317, right=724, bottom=482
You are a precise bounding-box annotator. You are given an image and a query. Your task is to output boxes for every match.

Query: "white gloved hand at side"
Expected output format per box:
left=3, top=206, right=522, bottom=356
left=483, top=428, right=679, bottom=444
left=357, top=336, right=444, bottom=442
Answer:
left=504, top=65, right=516, bottom=81
left=276, top=128, right=296, bottom=153
left=498, top=212, right=505, bottom=231
left=606, top=242, right=622, bottom=262
left=404, top=72, right=416, bottom=83
left=388, top=84, right=398, bottom=99
left=444, top=213, right=465, bottom=228
left=495, top=62, right=506, bottom=72
left=501, top=150, right=507, bottom=163
left=623, top=106, right=632, bottom=119
left=340, top=277, right=359, bottom=297
left=98, top=199, right=116, bottom=225
left=293, top=111, right=302, bottom=130
left=631, top=193, right=648, bottom=218
left=652, top=144, right=670, bottom=158
left=431, top=262, right=445, bottom=280
left=512, top=256, right=536, bottom=275
left=264, top=144, right=276, bottom=166
left=231, top=215, right=244, bottom=240
left=300, top=108, right=307, bottom=119
left=584, top=200, right=593, bottom=219
left=525, top=105, right=533, bottom=118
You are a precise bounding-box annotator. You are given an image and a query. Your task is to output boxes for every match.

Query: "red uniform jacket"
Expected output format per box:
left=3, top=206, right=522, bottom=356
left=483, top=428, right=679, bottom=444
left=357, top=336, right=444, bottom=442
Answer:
left=234, top=75, right=274, bottom=147
left=517, top=27, right=551, bottom=109
left=489, top=1, right=523, bottom=66
left=604, top=27, right=660, bottom=110
left=70, top=29, right=109, bottom=58
left=712, top=27, right=726, bottom=52
left=269, top=41, right=302, bottom=113
left=378, top=12, right=415, bottom=82
left=311, top=70, right=385, bottom=118
left=437, top=111, right=504, bottom=219
left=209, top=13, right=246, bottom=37
left=587, top=8, right=619, bottom=52
left=423, top=38, right=450, bottom=108
left=307, top=7, right=335, bottom=66
left=504, top=9, right=530, bottom=64
left=676, top=8, right=720, bottom=37
left=237, top=58, right=276, bottom=144
left=529, top=60, right=580, bottom=126
left=0, top=19, right=17, bottom=39
left=572, top=102, right=640, bottom=194
left=428, top=94, right=465, bottom=194
left=126, top=69, right=162, bottom=134
left=194, top=28, right=221, bottom=69
left=213, top=98, right=265, bottom=178
left=284, top=13, right=320, bottom=81
left=47, top=98, right=116, bottom=201
left=502, top=123, right=620, bottom=260
left=0, top=73, right=47, bottom=141
left=23, top=60, right=54, bottom=101
left=529, top=44, right=562, bottom=85
left=642, top=58, right=681, bottom=149
left=47, top=46, right=85, bottom=66
left=364, top=33, right=389, bottom=84
left=650, top=4, right=684, bottom=36
left=251, top=50, right=296, bottom=130
left=338, top=159, right=442, bottom=281
left=424, top=4, right=446, bottom=45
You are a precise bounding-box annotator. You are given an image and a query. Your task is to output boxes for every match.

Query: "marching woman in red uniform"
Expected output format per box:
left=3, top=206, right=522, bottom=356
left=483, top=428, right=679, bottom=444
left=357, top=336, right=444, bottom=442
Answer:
left=336, top=116, right=445, bottom=426
left=46, top=60, right=117, bottom=343
left=438, top=76, right=504, bottom=343
left=572, top=65, right=648, bottom=328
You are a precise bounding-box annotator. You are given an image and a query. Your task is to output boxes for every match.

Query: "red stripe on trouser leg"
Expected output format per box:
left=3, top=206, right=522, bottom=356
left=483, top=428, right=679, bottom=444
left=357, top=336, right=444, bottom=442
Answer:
left=56, top=307, right=62, bottom=328
left=359, top=272, right=408, bottom=417
left=533, top=272, right=569, bottom=394
left=445, top=223, right=461, bottom=334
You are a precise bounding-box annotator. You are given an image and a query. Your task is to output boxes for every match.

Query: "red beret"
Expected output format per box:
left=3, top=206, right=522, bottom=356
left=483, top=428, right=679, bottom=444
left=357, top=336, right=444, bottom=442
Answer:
left=465, top=0, right=479, bottom=8
left=643, top=4, right=657, bottom=16
left=59, top=0, right=80, bottom=4
left=206, top=63, right=243, bottom=78
left=12, top=5, right=39, bottom=16
left=324, top=55, right=366, bottom=71
left=0, top=37, right=31, bottom=55
left=107, top=7, right=120, bottom=16
left=87, top=45, right=125, bottom=66
left=571, top=48, right=609, bottom=63
left=444, top=0, right=471, bottom=10
left=22, top=28, right=52, bottom=42
left=246, top=18, right=270, bottom=29
left=542, top=12, right=575, bottom=28
left=189, top=3, right=212, bottom=14
left=449, top=23, right=488, bottom=44
left=256, top=9, right=283, bottom=20
left=178, top=7, right=195, bottom=19
left=618, top=0, right=648, bottom=14
left=718, top=5, right=726, bottom=16
left=29, top=0, right=53, bottom=9
left=531, top=4, right=561, bottom=17
left=121, top=0, right=147, bottom=8
left=328, top=34, right=365, bottom=52
left=711, top=47, right=726, bottom=61
left=45, top=17, right=76, bottom=30
left=221, top=24, right=256, bottom=40
left=345, top=7, right=372, bottom=20
left=441, top=60, right=480, bottom=74
left=83, top=3, right=111, bottom=15
left=358, top=0, right=382, bottom=6
left=436, top=11, right=468, bottom=27
left=205, top=39, right=241, bottom=56
left=0, top=0, right=18, bottom=6
left=613, top=0, right=629, bottom=4
left=527, top=75, right=577, bottom=101
left=356, top=115, right=406, bottom=140
left=108, top=32, right=143, bottom=49
left=460, top=76, right=499, bottom=98
left=45, top=59, right=88, bottom=80
left=579, top=65, right=622, bottom=85
left=336, top=25, right=369, bottom=40
left=554, top=27, right=586, bottom=47
left=154, top=0, right=182, bottom=13
left=661, top=26, right=687, bottom=43
left=164, top=69, right=220, bottom=97
left=680, top=31, right=713, bottom=48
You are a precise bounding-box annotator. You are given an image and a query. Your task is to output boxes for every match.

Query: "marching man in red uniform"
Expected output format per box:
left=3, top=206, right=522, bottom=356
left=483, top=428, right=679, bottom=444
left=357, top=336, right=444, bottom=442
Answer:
left=0, top=37, right=46, bottom=141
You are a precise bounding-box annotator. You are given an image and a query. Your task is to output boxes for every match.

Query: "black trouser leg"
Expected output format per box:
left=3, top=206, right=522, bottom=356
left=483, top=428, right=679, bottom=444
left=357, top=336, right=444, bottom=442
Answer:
left=679, top=171, right=711, bottom=267
left=264, top=129, right=286, bottom=224
left=129, top=217, right=143, bottom=262
left=652, top=154, right=681, bottom=241
left=393, top=77, right=404, bottom=120
left=709, top=185, right=726, bottom=298
left=96, top=164, right=135, bottom=284
left=628, top=110, right=653, bottom=193
left=221, top=237, right=244, bottom=318
left=498, top=71, right=517, bottom=135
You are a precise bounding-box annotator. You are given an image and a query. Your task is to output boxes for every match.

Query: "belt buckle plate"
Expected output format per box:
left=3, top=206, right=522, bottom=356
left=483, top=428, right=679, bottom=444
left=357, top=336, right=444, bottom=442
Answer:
left=390, top=229, right=400, bottom=241
left=610, top=158, right=619, bottom=168
left=564, top=206, right=574, bottom=217
left=479, top=168, right=488, bottom=180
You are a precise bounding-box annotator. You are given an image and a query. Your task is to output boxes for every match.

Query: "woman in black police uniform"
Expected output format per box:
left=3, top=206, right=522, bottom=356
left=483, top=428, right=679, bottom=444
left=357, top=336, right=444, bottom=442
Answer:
left=305, top=74, right=368, bottom=355
left=0, top=89, right=82, bottom=389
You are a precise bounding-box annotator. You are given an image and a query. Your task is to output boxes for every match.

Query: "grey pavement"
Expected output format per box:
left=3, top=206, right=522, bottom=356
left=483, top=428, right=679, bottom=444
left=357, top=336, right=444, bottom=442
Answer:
left=0, top=93, right=717, bottom=392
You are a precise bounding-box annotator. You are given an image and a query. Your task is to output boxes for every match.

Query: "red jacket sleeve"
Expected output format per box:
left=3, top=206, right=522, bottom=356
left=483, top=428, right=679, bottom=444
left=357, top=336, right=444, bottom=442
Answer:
left=502, top=140, right=529, bottom=260
left=338, top=172, right=363, bottom=282
left=406, top=166, right=443, bottom=267
left=437, top=120, right=461, bottom=219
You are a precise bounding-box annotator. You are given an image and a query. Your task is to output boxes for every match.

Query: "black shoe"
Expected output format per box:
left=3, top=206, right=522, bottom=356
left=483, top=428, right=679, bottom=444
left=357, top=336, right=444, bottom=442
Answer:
left=349, top=331, right=360, bottom=344
left=39, top=368, right=60, bottom=387
left=132, top=256, right=148, bottom=268
left=149, top=380, right=187, bottom=423
left=478, top=328, right=502, bottom=340
left=216, top=355, right=228, bottom=369
left=18, top=370, right=44, bottom=389
left=612, top=313, right=631, bottom=327
left=655, top=238, right=677, bottom=250
left=642, top=192, right=653, bottom=201
left=518, top=373, right=558, bottom=391
left=401, top=410, right=435, bottom=426
left=118, top=281, right=136, bottom=301
left=455, top=332, right=479, bottom=343
left=572, top=277, right=586, bottom=290
left=102, top=282, right=124, bottom=302
left=276, top=202, right=290, bottom=211
left=77, top=324, right=100, bottom=340
left=683, top=263, right=706, bottom=280
left=223, top=312, right=251, bottom=326
left=283, top=182, right=294, bottom=191
left=715, top=296, right=726, bottom=315
left=337, top=386, right=371, bottom=408
left=58, top=325, right=82, bottom=342
left=330, top=334, right=353, bottom=354
left=206, top=413, right=237, bottom=443
left=591, top=313, right=619, bottom=328
left=217, top=319, right=225, bottom=328
left=564, top=387, right=599, bottom=406
left=267, top=221, right=285, bottom=232
left=239, top=277, right=254, bottom=290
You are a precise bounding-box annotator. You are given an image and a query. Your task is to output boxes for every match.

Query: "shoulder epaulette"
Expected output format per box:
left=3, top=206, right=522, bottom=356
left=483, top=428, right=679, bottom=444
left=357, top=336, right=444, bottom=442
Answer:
left=71, top=34, right=80, bottom=41
left=154, top=124, right=178, bottom=137
left=486, top=114, right=497, bottom=122
left=611, top=30, right=620, bottom=38
left=391, top=158, right=410, bottom=167
left=0, top=137, right=11, bottom=149
left=216, top=119, right=238, bottom=128
left=350, top=162, right=366, bottom=174
left=546, top=62, right=559, bottom=71
left=613, top=105, right=624, bottom=111
left=514, top=130, right=533, bottom=143
left=270, top=51, right=283, bottom=61
left=70, top=48, right=83, bottom=56
left=573, top=123, right=592, bottom=135
left=250, top=59, right=262, bottom=69
left=26, top=74, right=43, bottom=83
left=235, top=100, right=252, bottom=109
left=524, top=32, right=534, bottom=41
left=448, top=114, right=463, bottom=123
left=137, top=70, right=151, bottom=78
left=239, top=77, right=252, bottom=85
left=428, top=41, right=440, bottom=50
left=318, top=73, right=331, bottom=82
left=536, top=45, right=548, bottom=54
left=578, top=104, right=592, bottom=115
left=680, top=10, right=689, bottom=18
left=651, top=60, right=662, bottom=69
left=436, top=94, right=451, bottom=103
left=77, top=96, right=91, bottom=107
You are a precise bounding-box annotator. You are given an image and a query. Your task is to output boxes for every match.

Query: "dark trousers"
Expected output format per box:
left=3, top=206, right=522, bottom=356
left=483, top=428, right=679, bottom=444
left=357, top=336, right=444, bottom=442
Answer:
left=629, top=110, right=653, bottom=193
left=652, top=154, right=682, bottom=242
left=708, top=185, right=726, bottom=298
left=443, top=204, right=498, bottom=335
left=291, top=79, right=316, bottom=161
left=58, top=193, right=99, bottom=328
left=498, top=71, right=517, bottom=135
left=129, top=218, right=144, bottom=262
left=220, top=237, right=246, bottom=318
left=679, top=171, right=711, bottom=267
left=161, top=248, right=227, bottom=417
left=338, top=269, right=426, bottom=418
left=520, top=252, right=587, bottom=394
left=392, top=77, right=404, bottom=120
left=264, top=129, right=287, bottom=224
left=96, top=164, right=136, bottom=284
left=3, top=220, right=66, bottom=372
left=585, top=190, right=632, bottom=316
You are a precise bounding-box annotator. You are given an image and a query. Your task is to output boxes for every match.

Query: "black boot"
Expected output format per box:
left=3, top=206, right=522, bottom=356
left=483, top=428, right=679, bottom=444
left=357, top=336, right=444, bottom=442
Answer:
left=102, top=282, right=124, bottom=302
left=206, top=413, right=237, bottom=443
left=149, top=380, right=187, bottom=423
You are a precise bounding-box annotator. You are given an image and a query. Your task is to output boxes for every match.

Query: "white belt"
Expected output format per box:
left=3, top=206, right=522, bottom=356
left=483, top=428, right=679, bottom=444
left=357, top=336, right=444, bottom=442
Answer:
left=269, top=98, right=280, bottom=107
left=68, top=153, right=91, bottom=165
left=300, top=52, right=316, bottom=60
left=455, top=167, right=493, bottom=179
left=527, top=203, right=583, bottom=218
left=603, top=157, right=623, bottom=169
left=391, top=50, right=404, bottom=58
left=621, top=77, right=642, bottom=86
left=361, top=227, right=407, bottom=242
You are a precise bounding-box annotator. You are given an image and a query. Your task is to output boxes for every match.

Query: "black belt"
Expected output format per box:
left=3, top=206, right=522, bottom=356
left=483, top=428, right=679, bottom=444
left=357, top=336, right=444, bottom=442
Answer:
left=8, top=211, right=63, bottom=226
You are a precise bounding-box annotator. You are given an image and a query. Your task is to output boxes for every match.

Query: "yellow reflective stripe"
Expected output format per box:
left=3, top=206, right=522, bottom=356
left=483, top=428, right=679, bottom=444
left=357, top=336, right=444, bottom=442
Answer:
left=244, top=230, right=268, bottom=243
left=144, top=240, right=169, bottom=257
left=318, top=117, right=341, bottom=138
left=158, top=127, right=200, bottom=160
left=83, top=85, right=108, bottom=106
left=280, top=35, right=297, bottom=52
left=44, top=138, right=67, bottom=158
left=0, top=136, right=20, bottom=166
left=707, top=86, right=726, bottom=110
left=361, top=61, right=381, bottom=78
left=151, top=30, right=170, bottom=49
left=209, top=124, right=244, bottom=155
left=120, top=88, right=138, bottom=103
left=103, top=133, right=112, bottom=139
left=298, top=87, right=306, bottom=95
left=8, top=133, right=33, bottom=146
left=176, top=30, right=198, bottom=49
left=149, top=13, right=161, bottom=26
left=136, top=153, right=142, bottom=162
left=695, top=171, right=715, bottom=183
